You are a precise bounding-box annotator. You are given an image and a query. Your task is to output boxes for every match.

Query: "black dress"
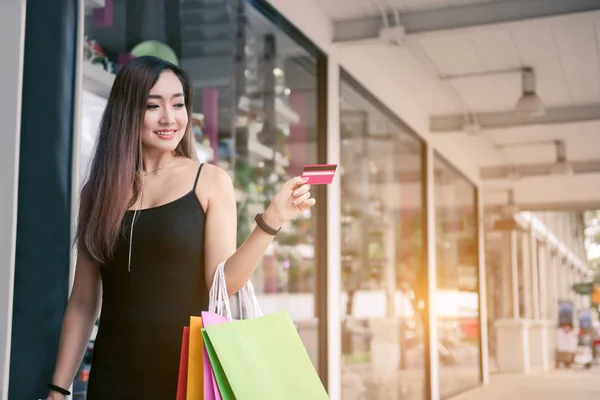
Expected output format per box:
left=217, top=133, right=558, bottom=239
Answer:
left=87, top=164, right=208, bottom=399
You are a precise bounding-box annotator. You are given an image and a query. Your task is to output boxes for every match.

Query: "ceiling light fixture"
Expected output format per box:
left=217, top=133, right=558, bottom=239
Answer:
left=515, top=67, right=545, bottom=117
left=550, top=140, right=573, bottom=176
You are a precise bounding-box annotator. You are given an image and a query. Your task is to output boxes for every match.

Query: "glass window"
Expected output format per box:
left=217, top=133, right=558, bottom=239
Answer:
left=229, top=2, right=323, bottom=373
left=433, top=154, right=480, bottom=398
left=340, top=71, right=426, bottom=400
left=77, top=0, right=324, bottom=394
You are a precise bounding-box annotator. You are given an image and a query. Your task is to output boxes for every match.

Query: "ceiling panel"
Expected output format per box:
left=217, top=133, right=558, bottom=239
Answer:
left=470, top=29, right=522, bottom=70
left=419, top=33, right=487, bottom=76
left=552, top=18, right=600, bottom=104
left=377, top=0, right=497, bottom=13
left=393, top=0, right=452, bottom=12
left=433, top=133, right=506, bottom=166
left=449, top=73, right=520, bottom=112
left=482, top=121, right=600, bottom=164
left=315, top=0, right=499, bottom=22
left=362, top=44, right=460, bottom=115
left=314, top=0, right=378, bottom=21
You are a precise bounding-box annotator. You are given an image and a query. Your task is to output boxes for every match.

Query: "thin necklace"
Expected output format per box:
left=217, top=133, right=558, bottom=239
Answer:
left=141, top=155, right=179, bottom=176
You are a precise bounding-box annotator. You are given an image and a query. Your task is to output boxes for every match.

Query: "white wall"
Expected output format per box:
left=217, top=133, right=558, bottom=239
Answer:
left=0, top=0, right=26, bottom=398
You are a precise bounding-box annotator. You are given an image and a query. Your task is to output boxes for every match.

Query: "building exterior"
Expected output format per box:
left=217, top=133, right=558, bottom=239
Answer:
left=485, top=211, right=592, bottom=373
left=1, top=1, right=598, bottom=400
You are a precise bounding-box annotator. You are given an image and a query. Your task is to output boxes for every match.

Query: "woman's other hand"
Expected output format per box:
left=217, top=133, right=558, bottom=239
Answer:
left=262, top=176, right=316, bottom=229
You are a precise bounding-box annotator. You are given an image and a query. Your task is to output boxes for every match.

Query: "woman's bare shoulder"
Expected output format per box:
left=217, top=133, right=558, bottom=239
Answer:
left=189, top=160, right=234, bottom=207
left=197, top=162, right=233, bottom=190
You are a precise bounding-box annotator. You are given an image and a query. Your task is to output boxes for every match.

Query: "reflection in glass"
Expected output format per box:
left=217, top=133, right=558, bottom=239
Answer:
left=433, top=155, right=480, bottom=399
left=340, top=72, right=426, bottom=400
left=77, top=1, right=323, bottom=395
left=230, top=3, right=321, bottom=371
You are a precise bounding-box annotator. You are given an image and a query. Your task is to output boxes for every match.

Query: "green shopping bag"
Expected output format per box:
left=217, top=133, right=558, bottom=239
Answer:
left=201, top=311, right=329, bottom=400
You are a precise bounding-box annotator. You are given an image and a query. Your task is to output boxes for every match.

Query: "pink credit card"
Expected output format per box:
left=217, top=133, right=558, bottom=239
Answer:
left=301, top=164, right=338, bottom=185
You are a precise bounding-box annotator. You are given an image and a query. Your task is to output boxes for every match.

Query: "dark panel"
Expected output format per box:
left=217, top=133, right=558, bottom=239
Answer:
left=9, top=0, right=77, bottom=398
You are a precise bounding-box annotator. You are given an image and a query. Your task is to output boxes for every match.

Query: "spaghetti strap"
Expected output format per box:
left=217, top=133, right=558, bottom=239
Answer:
left=193, top=163, right=204, bottom=191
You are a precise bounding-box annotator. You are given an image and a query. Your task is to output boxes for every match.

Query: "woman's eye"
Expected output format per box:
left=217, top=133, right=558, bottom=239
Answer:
left=146, top=104, right=159, bottom=110
left=174, top=103, right=185, bottom=108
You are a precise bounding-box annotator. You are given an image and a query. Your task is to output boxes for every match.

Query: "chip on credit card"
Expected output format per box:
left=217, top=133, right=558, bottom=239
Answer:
left=301, top=164, right=338, bottom=185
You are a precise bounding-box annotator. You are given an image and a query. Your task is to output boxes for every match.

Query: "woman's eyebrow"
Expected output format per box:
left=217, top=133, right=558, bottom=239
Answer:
left=147, top=93, right=184, bottom=99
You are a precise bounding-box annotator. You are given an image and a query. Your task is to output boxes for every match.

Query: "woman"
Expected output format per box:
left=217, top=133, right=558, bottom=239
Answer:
left=45, top=56, right=314, bottom=399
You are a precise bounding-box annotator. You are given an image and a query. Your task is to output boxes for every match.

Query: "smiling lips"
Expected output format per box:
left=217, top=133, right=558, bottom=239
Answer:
left=154, top=129, right=177, bottom=140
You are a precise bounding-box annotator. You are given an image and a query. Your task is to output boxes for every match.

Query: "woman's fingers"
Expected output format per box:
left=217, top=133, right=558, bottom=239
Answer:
left=298, top=197, right=316, bottom=211
left=292, top=190, right=311, bottom=206
left=292, top=183, right=311, bottom=197
left=288, top=176, right=309, bottom=191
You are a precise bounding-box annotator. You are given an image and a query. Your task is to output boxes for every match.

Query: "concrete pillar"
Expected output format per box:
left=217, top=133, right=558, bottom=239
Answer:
left=549, top=248, right=559, bottom=321
left=521, top=231, right=533, bottom=319
left=496, top=234, right=512, bottom=319
left=530, top=232, right=540, bottom=320
left=563, top=261, right=570, bottom=302
left=547, top=248, right=558, bottom=366
left=538, top=242, right=548, bottom=320
left=495, top=320, right=530, bottom=373
left=568, top=265, right=574, bottom=302
left=510, top=231, right=520, bottom=319
left=529, top=320, right=551, bottom=372
left=528, top=233, right=549, bottom=372
left=495, top=229, right=530, bottom=374
left=559, top=258, right=568, bottom=301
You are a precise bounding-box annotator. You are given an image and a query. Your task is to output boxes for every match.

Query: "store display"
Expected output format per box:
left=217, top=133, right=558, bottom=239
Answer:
left=130, top=40, right=179, bottom=65
left=83, top=36, right=116, bottom=75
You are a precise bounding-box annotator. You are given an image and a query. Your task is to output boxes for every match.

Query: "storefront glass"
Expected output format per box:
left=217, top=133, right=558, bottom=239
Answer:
left=433, top=154, right=480, bottom=399
left=340, top=71, right=426, bottom=400
left=76, top=0, right=324, bottom=396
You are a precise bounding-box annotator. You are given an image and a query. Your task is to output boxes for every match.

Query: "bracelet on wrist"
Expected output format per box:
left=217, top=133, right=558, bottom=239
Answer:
left=255, top=213, right=281, bottom=236
left=48, top=383, right=71, bottom=396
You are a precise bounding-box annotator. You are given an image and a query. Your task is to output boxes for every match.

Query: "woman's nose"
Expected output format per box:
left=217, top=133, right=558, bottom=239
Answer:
left=159, top=107, right=175, bottom=124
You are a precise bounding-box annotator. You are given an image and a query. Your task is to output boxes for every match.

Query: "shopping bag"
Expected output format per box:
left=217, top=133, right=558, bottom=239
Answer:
left=201, top=311, right=229, bottom=400
left=202, top=311, right=329, bottom=400
left=186, top=316, right=204, bottom=400
left=199, top=261, right=266, bottom=400
left=200, top=261, right=260, bottom=400
left=176, top=327, right=190, bottom=400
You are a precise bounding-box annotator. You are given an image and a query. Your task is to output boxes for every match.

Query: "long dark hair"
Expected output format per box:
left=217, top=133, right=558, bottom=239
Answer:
left=77, top=56, right=197, bottom=264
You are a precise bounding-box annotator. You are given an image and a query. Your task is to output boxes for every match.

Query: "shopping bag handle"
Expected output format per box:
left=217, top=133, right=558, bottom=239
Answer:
left=208, top=261, right=233, bottom=320
left=238, top=278, right=263, bottom=319
left=208, top=261, right=263, bottom=320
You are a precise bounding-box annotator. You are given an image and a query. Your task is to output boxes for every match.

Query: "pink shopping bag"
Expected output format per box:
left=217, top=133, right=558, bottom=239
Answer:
left=201, top=311, right=229, bottom=400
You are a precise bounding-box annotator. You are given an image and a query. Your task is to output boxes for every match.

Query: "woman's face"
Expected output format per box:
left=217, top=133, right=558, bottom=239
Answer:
left=142, top=70, right=188, bottom=153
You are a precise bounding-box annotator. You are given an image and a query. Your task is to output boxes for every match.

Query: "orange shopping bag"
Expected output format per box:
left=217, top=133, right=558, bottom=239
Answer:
left=186, top=316, right=204, bottom=400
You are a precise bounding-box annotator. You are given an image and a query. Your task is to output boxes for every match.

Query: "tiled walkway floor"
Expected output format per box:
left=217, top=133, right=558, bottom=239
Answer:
left=452, top=367, right=600, bottom=400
